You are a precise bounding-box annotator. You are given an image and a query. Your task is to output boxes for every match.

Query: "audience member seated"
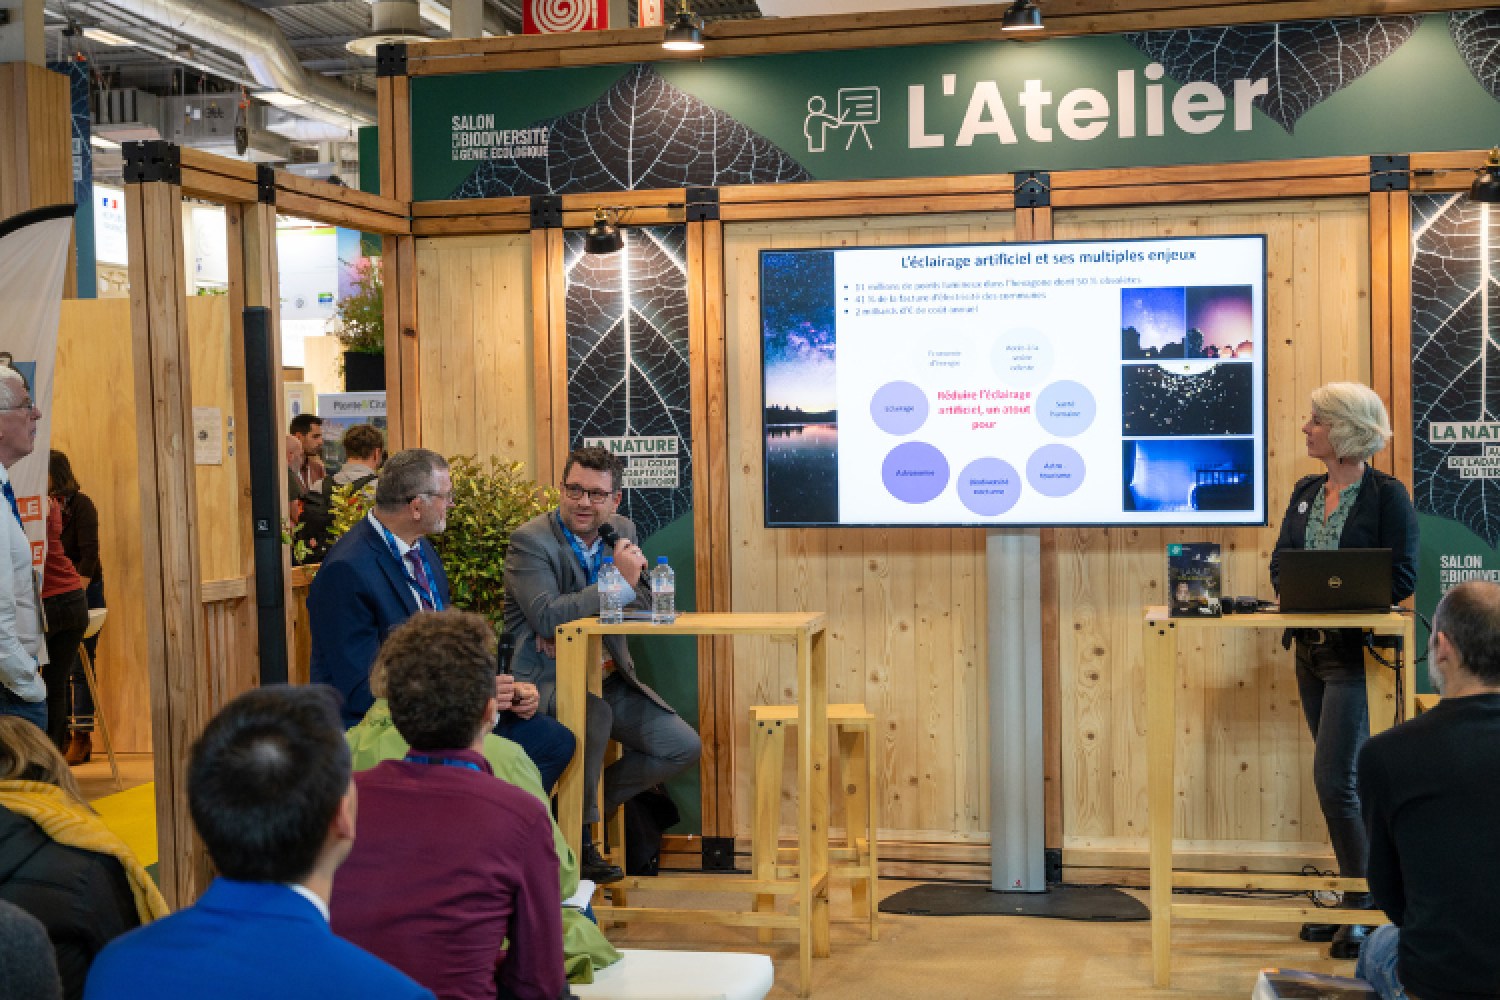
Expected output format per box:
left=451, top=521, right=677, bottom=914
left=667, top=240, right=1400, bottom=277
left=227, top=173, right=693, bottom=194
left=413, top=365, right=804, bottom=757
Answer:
left=346, top=649, right=619, bottom=984
left=331, top=611, right=567, bottom=1000
left=1355, top=579, right=1500, bottom=1000
left=84, top=687, right=432, bottom=1000
left=0, top=717, right=165, bottom=1000
left=0, top=898, right=61, bottom=1000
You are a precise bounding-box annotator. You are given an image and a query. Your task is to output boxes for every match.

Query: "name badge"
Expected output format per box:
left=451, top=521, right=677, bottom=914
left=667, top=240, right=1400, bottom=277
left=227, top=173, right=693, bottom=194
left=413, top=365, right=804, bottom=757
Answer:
left=1297, top=501, right=1308, bottom=514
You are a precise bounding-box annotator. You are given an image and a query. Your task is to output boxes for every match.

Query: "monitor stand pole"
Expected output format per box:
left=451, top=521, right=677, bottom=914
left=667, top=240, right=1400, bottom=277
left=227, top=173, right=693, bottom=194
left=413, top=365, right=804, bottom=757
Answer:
left=986, top=528, right=1046, bottom=892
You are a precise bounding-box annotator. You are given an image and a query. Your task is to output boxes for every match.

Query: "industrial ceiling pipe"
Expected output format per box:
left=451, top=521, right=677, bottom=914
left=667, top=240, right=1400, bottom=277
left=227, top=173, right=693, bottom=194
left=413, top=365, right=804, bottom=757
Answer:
left=99, top=0, right=377, bottom=125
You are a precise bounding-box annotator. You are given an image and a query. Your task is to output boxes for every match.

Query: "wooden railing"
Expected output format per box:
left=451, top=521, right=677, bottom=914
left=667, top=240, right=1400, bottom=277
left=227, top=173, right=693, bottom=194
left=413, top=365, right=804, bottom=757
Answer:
left=199, top=565, right=317, bottom=701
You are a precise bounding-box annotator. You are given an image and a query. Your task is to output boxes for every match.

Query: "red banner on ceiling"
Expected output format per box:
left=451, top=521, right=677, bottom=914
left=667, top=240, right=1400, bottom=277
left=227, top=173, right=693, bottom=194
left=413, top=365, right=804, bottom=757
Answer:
left=523, top=0, right=608, bottom=33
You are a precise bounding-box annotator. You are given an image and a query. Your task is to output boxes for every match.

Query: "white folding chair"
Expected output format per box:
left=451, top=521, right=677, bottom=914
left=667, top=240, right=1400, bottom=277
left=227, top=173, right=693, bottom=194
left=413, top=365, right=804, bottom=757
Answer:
left=70, top=609, right=121, bottom=792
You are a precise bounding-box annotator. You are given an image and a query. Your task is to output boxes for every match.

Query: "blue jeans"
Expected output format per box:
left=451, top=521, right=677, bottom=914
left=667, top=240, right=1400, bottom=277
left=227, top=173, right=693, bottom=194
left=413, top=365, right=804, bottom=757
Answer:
left=0, top=683, right=48, bottom=731
left=493, top=709, right=576, bottom=794
left=1356, top=924, right=1408, bottom=1000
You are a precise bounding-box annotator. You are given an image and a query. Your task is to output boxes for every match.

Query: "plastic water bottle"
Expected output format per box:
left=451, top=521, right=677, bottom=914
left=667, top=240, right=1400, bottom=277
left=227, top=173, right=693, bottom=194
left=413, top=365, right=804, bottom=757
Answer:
left=651, top=557, right=676, bottom=624
left=598, top=557, right=625, bottom=624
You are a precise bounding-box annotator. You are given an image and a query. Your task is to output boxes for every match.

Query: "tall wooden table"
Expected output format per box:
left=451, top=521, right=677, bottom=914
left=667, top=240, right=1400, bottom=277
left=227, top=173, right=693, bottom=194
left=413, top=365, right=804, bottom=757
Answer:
left=553, top=612, right=831, bottom=996
left=1143, top=607, right=1416, bottom=988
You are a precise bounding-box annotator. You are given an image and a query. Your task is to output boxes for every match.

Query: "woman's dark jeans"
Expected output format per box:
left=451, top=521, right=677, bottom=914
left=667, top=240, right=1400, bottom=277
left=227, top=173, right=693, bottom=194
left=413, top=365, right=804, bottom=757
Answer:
left=42, top=588, right=90, bottom=751
left=70, top=577, right=105, bottom=732
left=1295, top=637, right=1372, bottom=907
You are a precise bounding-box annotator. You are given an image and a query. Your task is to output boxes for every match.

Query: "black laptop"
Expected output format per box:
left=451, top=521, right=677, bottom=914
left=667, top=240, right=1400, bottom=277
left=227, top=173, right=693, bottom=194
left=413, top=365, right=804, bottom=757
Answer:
left=1278, top=549, right=1392, bottom=613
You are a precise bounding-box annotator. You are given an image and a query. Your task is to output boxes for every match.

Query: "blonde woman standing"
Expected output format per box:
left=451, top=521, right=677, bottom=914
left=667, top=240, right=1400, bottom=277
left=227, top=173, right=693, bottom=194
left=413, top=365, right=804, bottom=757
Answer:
left=1269, top=382, right=1419, bottom=961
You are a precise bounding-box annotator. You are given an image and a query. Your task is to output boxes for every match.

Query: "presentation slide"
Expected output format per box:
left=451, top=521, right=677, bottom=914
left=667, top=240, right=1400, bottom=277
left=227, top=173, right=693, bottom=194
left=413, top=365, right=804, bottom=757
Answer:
left=760, top=237, right=1266, bottom=527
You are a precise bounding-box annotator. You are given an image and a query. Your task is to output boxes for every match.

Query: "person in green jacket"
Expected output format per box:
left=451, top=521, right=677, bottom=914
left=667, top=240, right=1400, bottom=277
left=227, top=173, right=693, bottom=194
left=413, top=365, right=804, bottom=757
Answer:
left=347, top=658, right=621, bottom=984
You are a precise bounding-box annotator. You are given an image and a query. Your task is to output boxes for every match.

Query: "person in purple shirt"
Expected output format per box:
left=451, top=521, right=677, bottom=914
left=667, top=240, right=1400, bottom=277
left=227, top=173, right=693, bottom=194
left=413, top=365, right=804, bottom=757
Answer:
left=84, top=686, right=431, bottom=1000
left=331, top=611, right=567, bottom=1000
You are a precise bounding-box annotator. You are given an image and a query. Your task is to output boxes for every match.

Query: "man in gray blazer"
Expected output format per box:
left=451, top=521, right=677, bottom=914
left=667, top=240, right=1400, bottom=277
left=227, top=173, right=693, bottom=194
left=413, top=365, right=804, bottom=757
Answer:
left=503, top=446, right=700, bottom=882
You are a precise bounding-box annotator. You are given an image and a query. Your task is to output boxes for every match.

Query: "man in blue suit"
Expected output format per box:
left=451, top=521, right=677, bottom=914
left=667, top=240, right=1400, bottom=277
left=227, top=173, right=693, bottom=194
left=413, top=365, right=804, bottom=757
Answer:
left=307, top=448, right=576, bottom=791
left=84, top=685, right=432, bottom=1000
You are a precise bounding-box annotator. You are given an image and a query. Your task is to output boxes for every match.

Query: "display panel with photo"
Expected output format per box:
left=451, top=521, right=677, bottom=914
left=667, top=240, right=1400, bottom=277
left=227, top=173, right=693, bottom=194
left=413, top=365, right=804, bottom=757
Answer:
left=1121, top=362, right=1254, bottom=436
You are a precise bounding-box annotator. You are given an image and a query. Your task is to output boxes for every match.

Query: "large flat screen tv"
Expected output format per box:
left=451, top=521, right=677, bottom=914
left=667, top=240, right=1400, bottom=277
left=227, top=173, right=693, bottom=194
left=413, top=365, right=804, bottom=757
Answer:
left=759, top=236, right=1268, bottom=527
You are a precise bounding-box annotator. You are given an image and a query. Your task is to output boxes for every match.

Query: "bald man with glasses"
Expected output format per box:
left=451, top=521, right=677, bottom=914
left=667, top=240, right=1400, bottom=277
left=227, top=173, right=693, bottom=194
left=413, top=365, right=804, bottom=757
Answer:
left=503, top=445, right=700, bottom=884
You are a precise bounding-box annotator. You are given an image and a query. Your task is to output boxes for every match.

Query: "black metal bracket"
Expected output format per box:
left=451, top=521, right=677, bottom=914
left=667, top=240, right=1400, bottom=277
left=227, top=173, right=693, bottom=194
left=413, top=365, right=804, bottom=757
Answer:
left=1370, top=154, right=1410, bottom=192
left=1014, top=170, right=1050, bottom=208
left=375, top=42, right=408, bottom=78
left=702, top=836, right=735, bottom=872
left=530, top=194, right=563, bottom=229
left=1045, top=847, right=1063, bottom=885
left=685, top=186, right=720, bottom=222
left=122, top=140, right=180, bottom=185
left=256, top=164, right=276, bottom=205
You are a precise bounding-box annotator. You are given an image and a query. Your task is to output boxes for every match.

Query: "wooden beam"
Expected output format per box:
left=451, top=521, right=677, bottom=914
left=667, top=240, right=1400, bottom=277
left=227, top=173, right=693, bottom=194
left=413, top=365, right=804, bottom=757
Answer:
left=1052, top=175, right=1369, bottom=208
left=530, top=228, right=556, bottom=485
left=126, top=179, right=212, bottom=907
left=403, top=1, right=1500, bottom=74
left=1052, top=156, right=1369, bottom=190
left=411, top=215, right=531, bottom=237
left=378, top=77, right=398, bottom=201
left=1171, top=903, right=1391, bottom=925
left=391, top=76, right=413, bottom=204
left=273, top=169, right=410, bottom=219
left=546, top=227, right=570, bottom=471
left=1390, top=190, right=1414, bottom=490
left=276, top=190, right=411, bottom=236
left=179, top=168, right=258, bottom=205
left=393, top=236, right=421, bottom=449
left=180, top=146, right=259, bottom=183
left=721, top=175, right=1013, bottom=203
left=703, top=217, right=735, bottom=841
left=687, top=220, right=716, bottom=836
left=224, top=202, right=263, bottom=695
left=721, top=193, right=1014, bottom=222
left=1369, top=191, right=1394, bottom=477
left=414, top=196, right=532, bottom=218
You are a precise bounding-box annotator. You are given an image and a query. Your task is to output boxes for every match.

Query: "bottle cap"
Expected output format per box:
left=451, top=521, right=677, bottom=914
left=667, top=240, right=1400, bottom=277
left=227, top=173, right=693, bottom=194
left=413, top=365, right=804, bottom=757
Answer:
left=657, top=556, right=668, bottom=564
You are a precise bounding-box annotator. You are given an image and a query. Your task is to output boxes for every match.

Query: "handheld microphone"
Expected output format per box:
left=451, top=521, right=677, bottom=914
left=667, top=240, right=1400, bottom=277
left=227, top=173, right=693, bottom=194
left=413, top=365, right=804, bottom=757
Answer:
left=497, top=632, right=516, bottom=675
left=597, top=522, right=621, bottom=552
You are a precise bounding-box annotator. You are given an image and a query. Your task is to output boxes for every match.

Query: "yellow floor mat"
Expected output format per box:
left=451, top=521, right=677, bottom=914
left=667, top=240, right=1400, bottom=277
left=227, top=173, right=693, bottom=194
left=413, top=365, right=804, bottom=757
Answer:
left=91, top=782, right=157, bottom=868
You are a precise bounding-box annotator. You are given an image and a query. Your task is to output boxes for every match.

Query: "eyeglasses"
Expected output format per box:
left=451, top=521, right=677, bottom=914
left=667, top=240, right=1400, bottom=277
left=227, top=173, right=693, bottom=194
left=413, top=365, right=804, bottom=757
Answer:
left=0, top=398, right=36, bottom=413
left=410, top=490, right=453, bottom=504
left=562, top=484, right=615, bottom=505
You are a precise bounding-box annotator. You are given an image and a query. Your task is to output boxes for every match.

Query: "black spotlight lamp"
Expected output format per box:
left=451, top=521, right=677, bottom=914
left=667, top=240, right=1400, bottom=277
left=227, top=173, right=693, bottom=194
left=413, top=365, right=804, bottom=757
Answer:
left=1471, top=148, right=1500, bottom=203
left=585, top=207, right=624, bottom=255
left=663, top=1, right=704, bottom=52
left=1001, top=0, right=1043, bottom=31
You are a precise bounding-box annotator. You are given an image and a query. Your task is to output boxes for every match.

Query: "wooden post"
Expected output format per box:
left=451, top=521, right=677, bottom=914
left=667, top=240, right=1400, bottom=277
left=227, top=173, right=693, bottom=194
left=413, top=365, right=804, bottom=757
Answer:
left=224, top=203, right=262, bottom=692
left=241, top=201, right=299, bottom=679
left=382, top=234, right=420, bottom=452
left=124, top=160, right=213, bottom=907
left=0, top=63, right=75, bottom=294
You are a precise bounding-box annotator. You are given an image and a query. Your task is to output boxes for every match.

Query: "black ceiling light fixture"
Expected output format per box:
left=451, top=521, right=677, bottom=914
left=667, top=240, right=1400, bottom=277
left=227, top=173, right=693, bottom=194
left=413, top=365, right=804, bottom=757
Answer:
left=1002, top=0, right=1044, bottom=31
left=662, top=1, right=705, bottom=52
left=1470, top=148, right=1500, bottom=203
left=585, top=207, right=624, bottom=254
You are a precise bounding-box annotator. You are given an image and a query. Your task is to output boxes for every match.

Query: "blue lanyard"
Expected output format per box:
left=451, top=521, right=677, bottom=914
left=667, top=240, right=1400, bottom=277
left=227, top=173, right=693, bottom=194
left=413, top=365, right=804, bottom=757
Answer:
left=403, top=753, right=483, bottom=772
left=557, top=512, right=601, bottom=585
left=373, top=516, right=443, bottom=611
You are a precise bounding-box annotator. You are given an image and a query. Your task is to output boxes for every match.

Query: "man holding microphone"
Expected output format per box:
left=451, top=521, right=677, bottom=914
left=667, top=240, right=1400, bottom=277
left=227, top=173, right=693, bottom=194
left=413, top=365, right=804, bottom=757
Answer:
left=504, top=446, right=700, bottom=885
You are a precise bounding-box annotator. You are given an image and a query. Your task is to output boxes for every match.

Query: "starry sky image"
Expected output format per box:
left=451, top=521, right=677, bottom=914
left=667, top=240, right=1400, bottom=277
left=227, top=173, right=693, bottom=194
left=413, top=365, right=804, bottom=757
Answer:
left=762, top=250, right=837, bottom=414
left=1122, top=287, right=1186, bottom=355
left=1186, top=286, right=1254, bottom=355
left=1122, top=362, right=1254, bottom=436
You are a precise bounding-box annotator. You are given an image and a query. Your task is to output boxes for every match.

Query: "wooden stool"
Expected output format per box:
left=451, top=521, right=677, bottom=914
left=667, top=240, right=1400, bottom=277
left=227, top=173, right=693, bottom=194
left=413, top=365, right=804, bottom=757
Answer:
left=749, top=703, right=879, bottom=943
left=71, top=610, right=121, bottom=792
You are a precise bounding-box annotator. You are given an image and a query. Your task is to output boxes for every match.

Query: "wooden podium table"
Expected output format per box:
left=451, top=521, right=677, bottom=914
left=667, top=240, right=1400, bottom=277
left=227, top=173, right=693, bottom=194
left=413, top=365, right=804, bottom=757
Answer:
left=1143, top=607, right=1416, bottom=988
left=553, top=612, right=831, bottom=996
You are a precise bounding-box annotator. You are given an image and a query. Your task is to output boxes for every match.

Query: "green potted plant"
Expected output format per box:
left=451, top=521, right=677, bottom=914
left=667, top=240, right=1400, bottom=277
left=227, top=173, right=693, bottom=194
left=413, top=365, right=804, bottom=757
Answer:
left=331, top=255, right=385, bottom=391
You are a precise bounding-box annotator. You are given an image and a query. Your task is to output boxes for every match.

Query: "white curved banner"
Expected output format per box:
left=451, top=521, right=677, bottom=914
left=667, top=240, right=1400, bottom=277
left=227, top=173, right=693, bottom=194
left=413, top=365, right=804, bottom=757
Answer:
left=0, top=205, right=77, bottom=566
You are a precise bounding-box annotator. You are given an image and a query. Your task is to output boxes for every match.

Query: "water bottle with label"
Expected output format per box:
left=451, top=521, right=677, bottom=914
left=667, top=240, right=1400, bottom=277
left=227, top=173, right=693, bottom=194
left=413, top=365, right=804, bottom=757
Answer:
left=651, top=557, right=676, bottom=624
left=598, top=557, right=625, bottom=624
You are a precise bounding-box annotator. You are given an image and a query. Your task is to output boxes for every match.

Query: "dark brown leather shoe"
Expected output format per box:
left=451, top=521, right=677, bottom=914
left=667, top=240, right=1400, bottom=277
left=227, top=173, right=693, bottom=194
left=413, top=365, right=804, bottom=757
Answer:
left=65, top=732, right=92, bottom=766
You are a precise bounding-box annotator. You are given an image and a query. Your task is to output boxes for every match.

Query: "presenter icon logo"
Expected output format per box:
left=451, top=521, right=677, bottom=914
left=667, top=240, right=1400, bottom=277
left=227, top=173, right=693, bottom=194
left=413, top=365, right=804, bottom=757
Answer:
left=803, top=87, right=880, bottom=152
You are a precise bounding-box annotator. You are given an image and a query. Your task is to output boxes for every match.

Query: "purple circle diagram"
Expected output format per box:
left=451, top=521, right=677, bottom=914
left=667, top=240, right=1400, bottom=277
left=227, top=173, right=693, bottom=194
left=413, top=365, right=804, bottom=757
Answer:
left=1027, top=444, right=1086, bottom=497
left=869, top=381, right=929, bottom=435
left=882, top=442, right=949, bottom=504
left=956, top=457, right=1022, bottom=516
left=1035, top=381, right=1096, bottom=438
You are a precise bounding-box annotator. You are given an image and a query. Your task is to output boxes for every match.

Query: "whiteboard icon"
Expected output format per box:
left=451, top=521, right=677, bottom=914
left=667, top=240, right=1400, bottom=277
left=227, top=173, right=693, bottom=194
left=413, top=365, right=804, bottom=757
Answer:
left=836, top=86, right=879, bottom=150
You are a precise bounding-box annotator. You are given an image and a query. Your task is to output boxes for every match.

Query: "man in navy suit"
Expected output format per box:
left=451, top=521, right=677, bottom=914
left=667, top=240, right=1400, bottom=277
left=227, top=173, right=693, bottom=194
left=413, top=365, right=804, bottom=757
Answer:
left=307, top=448, right=576, bottom=791
left=84, top=685, right=433, bottom=1000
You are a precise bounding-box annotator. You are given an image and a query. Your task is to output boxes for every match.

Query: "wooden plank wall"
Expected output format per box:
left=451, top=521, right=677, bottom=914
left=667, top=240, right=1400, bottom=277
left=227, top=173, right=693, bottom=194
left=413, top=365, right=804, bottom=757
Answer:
left=1052, top=197, right=1372, bottom=874
left=52, top=295, right=242, bottom=752
left=413, top=234, right=537, bottom=468
left=722, top=213, right=1016, bottom=850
